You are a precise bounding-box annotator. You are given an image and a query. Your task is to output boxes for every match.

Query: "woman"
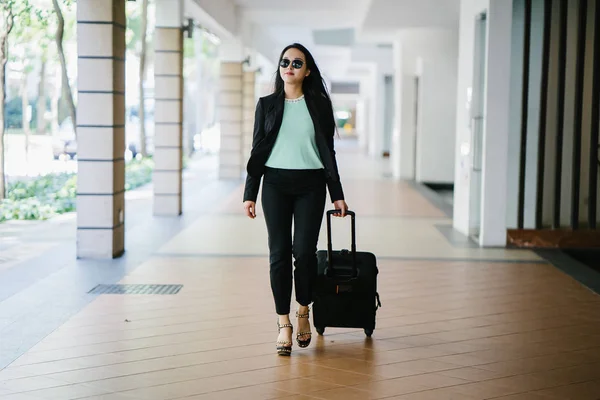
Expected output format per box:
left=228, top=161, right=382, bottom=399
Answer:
left=243, top=43, right=348, bottom=356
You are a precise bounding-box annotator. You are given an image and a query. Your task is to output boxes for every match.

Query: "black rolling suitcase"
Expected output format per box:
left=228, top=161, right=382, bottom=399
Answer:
left=313, top=210, right=381, bottom=337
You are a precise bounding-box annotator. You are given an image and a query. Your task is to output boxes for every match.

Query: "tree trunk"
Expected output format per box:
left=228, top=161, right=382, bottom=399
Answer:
left=37, top=60, right=46, bottom=134
left=50, top=66, right=59, bottom=135
left=0, top=42, right=6, bottom=200
left=52, top=0, right=76, bottom=132
left=138, top=0, right=149, bottom=157
left=21, top=72, right=30, bottom=164
left=0, top=11, right=12, bottom=200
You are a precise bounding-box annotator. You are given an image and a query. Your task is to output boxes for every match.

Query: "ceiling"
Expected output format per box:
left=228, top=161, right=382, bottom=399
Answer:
left=233, top=0, right=460, bottom=41
left=192, top=0, right=461, bottom=83
left=362, top=0, right=461, bottom=31
left=235, top=0, right=371, bottom=47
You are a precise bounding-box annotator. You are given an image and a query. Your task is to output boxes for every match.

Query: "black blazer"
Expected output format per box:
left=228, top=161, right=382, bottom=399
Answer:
left=243, top=90, right=345, bottom=203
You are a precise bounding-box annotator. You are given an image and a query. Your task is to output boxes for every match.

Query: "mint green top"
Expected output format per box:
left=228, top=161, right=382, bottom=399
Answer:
left=265, top=96, right=324, bottom=170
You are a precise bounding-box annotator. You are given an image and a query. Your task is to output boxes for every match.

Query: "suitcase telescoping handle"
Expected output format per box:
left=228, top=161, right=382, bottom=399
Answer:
left=326, top=209, right=358, bottom=278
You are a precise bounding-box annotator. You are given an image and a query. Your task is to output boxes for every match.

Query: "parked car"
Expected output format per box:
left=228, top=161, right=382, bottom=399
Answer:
left=126, top=101, right=154, bottom=158
left=51, top=109, right=155, bottom=160
left=52, top=117, right=77, bottom=160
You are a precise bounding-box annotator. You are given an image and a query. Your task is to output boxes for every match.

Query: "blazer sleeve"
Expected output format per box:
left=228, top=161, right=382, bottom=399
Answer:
left=323, top=101, right=345, bottom=202
left=243, top=99, right=265, bottom=203
left=326, top=132, right=345, bottom=202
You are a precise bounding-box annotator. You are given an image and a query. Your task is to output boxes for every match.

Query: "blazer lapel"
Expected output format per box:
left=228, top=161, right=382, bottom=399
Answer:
left=264, top=91, right=285, bottom=139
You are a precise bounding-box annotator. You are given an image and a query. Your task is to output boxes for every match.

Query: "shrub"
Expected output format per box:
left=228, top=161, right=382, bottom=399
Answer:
left=1, top=158, right=156, bottom=222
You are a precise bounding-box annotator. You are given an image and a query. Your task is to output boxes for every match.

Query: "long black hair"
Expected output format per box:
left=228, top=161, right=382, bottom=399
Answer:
left=274, top=43, right=337, bottom=135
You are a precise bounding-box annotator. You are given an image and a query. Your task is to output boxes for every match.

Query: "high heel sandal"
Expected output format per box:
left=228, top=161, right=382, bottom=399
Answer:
left=276, top=321, right=293, bottom=356
left=296, top=308, right=312, bottom=348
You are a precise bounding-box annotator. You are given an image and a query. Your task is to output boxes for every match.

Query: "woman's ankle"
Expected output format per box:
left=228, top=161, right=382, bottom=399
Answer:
left=297, top=304, right=309, bottom=314
left=278, top=314, right=291, bottom=324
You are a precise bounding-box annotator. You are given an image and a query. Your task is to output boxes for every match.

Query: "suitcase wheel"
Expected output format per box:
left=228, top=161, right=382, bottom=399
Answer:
left=364, top=329, right=373, bottom=338
left=316, top=327, right=325, bottom=336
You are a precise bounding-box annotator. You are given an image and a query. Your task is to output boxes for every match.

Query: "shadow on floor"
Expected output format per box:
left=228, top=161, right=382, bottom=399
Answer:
left=537, top=249, right=600, bottom=295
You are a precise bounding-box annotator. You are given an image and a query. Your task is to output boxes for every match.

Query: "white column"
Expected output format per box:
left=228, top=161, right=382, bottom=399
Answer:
left=153, top=0, right=184, bottom=216
left=391, top=38, right=419, bottom=180
left=392, top=29, right=459, bottom=182
left=392, top=35, right=422, bottom=180
left=194, top=33, right=205, bottom=147
left=479, top=0, right=513, bottom=246
left=358, top=76, right=372, bottom=153
left=218, top=38, right=245, bottom=179
left=453, top=0, right=513, bottom=245
left=242, top=70, right=256, bottom=167
left=76, top=0, right=126, bottom=259
left=367, top=67, right=385, bottom=158
left=355, top=99, right=368, bottom=151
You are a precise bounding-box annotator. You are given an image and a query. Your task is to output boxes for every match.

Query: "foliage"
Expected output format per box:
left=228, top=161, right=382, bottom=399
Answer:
left=8, top=1, right=50, bottom=54
left=2, top=172, right=76, bottom=221
left=3, top=0, right=57, bottom=127
left=1, top=0, right=32, bottom=29
left=5, top=97, right=23, bottom=128
left=127, top=3, right=148, bottom=53
left=4, top=97, right=46, bottom=129
left=0, top=158, right=156, bottom=222
left=124, top=157, right=154, bottom=191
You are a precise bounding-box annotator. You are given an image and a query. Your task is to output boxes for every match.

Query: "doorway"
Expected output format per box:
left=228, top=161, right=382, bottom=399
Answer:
left=469, top=11, right=488, bottom=239
left=382, top=75, right=394, bottom=157
left=413, top=76, right=420, bottom=179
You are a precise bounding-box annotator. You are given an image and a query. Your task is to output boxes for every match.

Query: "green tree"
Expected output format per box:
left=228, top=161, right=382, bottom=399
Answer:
left=8, top=4, right=51, bottom=161
left=1, top=0, right=32, bottom=199
left=127, top=0, right=152, bottom=157
left=35, top=7, right=53, bottom=135
left=51, top=0, right=75, bottom=132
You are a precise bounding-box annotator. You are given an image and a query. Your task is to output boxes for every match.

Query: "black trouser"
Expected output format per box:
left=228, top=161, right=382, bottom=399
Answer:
left=261, top=167, right=327, bottom=315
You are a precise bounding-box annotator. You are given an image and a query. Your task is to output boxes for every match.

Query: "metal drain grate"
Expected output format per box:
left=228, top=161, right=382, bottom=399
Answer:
left=88, top=284, right=183, bottom=295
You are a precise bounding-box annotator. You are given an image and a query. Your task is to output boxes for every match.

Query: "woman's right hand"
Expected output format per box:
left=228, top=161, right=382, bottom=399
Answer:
left=243, top=201, right=256, bottom=219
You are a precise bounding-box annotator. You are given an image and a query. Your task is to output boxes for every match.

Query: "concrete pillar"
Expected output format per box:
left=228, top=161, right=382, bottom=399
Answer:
left=392, top=37, right=420, bottom=181
left=357, top=74, right=372, bottom=153
left=391, top=39, right=406, bottom=179
left=392, top=29, right=459, bottom=183
left=153, top=0, right=184, bottom=216
left=218, top=39, right=245, bottom=179
left=242, top=71, right=256, bottom=167
left=453, top=0, right=513, bottom=246
left=367, top=67, right=384, bottom=158
left=76, top=0, right=126, bottom=259
left=194, top=32, right=205, bottom=151
left=356, top=99, right=369, bottom=152
left=479, top=0, right=513, bottom=246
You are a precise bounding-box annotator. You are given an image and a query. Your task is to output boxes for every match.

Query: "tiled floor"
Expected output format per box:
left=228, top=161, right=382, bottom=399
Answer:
left=1, top=141, right=599, bottom=399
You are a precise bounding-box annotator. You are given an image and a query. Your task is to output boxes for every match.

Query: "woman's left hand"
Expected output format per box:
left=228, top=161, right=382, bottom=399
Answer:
left=333, top=200, right=349, bottom=217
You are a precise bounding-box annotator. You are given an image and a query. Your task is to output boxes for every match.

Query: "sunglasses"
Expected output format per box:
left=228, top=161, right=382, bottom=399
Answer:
left=279, top=58, right=304, bottom=69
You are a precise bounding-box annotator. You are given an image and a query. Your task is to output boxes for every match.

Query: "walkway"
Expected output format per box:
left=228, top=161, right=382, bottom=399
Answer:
left=0, top=140, right=599, bottom=400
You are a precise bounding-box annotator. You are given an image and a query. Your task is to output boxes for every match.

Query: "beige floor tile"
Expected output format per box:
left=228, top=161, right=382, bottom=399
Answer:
left=180, top=384, right=293, bottom=400
left=307, top=386, right=376, bottom=400
left=0, top=376, right=68, bottom=393
left=23, top=383, right=111, bottom=400
left=3, top=143, right=599, bottom=400
left=76, top=394, right=140, bottom=400
left=0, top=394, right=47, bottom=400
left=349, top=377, right=432, bottom=398
left=264, top=378, right=343, bottom=395
left=156, top=214, right=542, bottom=261
left=437, top=367, right=513, bottom=381
left=390, top=373, right=471, bottom=390
left=391, top=387, right=480, bottom=399
left=449, top=381, right=524, bottom=398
